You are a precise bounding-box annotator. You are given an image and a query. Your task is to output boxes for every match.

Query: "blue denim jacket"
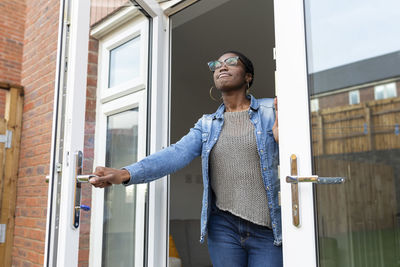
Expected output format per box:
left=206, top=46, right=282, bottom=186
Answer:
left=123, top=94, right=281, bottom=246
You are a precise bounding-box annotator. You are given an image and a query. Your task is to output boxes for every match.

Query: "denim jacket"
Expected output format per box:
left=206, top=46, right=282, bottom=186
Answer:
left=123, top=94, right=281, bottom=246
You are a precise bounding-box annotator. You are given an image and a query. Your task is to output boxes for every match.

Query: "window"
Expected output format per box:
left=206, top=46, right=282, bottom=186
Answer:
left=108, top=36, right=141, bottom=88
left=99, top=16, right=148, bottom=103
left=310, top=98, right=319, bottom=112
left=349, top=90, right=360, bottom=105
left=374, top=82, right=397, bottom=100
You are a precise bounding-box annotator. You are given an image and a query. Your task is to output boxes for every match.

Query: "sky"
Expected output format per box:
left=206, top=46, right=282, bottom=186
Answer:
left=305, top=0, right=400, bottom=72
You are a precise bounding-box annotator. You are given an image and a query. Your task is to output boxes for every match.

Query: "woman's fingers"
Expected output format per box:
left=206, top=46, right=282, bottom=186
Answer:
left=89, top=167, right=130, bottom=187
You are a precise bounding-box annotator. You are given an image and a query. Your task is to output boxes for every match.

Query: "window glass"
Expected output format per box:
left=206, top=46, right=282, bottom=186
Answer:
left=102, top=108, right=139, bottom=267
left=374, top=82, right=397, bottom=100
left=310, top=98, right=319, bottom=112
left=349, top=90, right=360, bottom=104
left=109, top=36, right=141, bottom=88
left=305, top=0, right=400, bottom=266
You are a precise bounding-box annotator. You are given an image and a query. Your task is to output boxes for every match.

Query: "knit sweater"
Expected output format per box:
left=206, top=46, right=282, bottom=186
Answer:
left=210, top=109, right=271, bottom=227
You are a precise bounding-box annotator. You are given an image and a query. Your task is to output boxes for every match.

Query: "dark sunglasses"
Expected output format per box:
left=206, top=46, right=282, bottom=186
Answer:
left=207, top=56, right=240, bottom=72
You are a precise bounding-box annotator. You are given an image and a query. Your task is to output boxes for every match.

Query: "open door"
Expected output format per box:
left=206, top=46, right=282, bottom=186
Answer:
left=45, top=0, right=171, bottom=266
left=275, top=0, right=400, bottom=266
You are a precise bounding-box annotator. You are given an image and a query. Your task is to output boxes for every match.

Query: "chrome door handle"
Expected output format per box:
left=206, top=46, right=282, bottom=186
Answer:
left=286, top=175, right=345, bottom=184
left=287, top=154, right=345, bottom=227
left=76, top=174, right=98, bottom=183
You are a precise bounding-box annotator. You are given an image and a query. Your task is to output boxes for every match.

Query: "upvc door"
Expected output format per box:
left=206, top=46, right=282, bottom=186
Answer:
left=90, top=10, right=150, bottom=267
left=275, top=0, right=400, bottom=266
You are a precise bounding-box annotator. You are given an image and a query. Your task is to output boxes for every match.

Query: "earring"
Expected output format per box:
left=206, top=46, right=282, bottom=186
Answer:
left=246, top=83, right=250, bottom=95
left=209, top=86, right=220, bottom=101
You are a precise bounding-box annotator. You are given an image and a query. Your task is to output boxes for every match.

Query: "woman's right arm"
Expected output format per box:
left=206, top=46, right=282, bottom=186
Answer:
left=90, top=116, right=204, bottom=188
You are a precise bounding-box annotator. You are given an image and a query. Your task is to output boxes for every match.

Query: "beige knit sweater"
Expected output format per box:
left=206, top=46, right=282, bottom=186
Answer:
left=210, top=109, right=271, bottom=227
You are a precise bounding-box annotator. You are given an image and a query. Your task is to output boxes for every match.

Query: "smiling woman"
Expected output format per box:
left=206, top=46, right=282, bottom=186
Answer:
left=90, top=49, right=282, bottom=266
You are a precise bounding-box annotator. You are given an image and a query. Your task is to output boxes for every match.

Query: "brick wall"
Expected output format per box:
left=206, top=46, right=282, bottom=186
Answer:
left=12, top=0, right=59, bottom=265
left=78, top=36, right=98, bottom=267
left=90, top=0, right=129, bottom=26
left=0, top=0, right=25, bottom=117
left=0, top=0, right=25, bottom=84
left=318, top=79, right=400, bottom=110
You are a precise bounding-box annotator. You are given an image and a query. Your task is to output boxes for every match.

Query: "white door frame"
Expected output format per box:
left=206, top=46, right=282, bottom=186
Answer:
left=45, top=0, right=91, bottom=266
left=274, top=0, right=317, bottom=266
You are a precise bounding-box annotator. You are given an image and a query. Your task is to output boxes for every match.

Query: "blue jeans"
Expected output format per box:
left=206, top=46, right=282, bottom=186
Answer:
left=207, top=202, right=283, bottom=267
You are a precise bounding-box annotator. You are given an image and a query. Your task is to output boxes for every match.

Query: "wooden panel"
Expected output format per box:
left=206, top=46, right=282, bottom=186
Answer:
left=0, top=86, right=24, bottom=267
left=315, top=158, right=397, bottom=236
left=0, top=118, right=7, bottom=212
left=312, top=97, right=400, bottom=156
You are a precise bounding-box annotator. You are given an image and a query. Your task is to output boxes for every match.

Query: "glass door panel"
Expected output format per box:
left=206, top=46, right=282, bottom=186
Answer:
left=304, top=1, right=400, bottom=266
left=88, top=1, right=149, bottom=266
left=102, top=108, right=139, bottom=267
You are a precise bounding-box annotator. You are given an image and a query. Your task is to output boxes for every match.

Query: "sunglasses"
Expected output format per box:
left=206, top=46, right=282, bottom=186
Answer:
left=207, top=56, right=240, bottom=72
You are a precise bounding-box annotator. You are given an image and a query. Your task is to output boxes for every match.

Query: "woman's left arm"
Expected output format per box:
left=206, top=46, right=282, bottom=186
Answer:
left=272, top=97, right=279, bottom=144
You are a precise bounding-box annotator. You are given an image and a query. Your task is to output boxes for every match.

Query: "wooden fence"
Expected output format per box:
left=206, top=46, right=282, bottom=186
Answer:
left=311, top=96, right=400, bottom=236
left=0, top=82, right=24, bottom=267
left=311, top=96, right=400, bottom=156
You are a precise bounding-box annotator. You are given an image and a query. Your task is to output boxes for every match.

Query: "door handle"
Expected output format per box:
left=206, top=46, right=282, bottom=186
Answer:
left=72, top=151, right=92, bottom=228
left=286, top=175, right=345, bottom=184
left=286, top=154, right=345, bottom=227
left=76, top=174, right=98, bottom=183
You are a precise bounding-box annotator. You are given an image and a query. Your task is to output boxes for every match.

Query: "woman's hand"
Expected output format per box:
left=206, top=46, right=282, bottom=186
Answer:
left=272, top=97, right=279, bottom=144
left=89, top=166, right=131, bottom=188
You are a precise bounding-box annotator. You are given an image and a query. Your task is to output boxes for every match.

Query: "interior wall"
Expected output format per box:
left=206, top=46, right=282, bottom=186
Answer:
left=170, top=0, right=275, bottom=220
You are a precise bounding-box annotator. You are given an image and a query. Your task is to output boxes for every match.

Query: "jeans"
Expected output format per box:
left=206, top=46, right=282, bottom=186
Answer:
left=207, top=202, right=283, bottom=267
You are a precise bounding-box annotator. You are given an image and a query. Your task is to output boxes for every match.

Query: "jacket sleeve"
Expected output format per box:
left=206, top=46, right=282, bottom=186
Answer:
left=122, top=116, right=204, bottom=185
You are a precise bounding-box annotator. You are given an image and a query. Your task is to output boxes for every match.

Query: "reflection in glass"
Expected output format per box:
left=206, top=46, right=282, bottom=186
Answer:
left=109, top=36, right=140, bottom=88
left=102, top=109, right=139, bottom=267
left=305, top=1, right=400, bottom=266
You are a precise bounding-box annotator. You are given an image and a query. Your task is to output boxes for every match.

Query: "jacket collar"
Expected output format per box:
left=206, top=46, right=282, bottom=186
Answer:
left=214, top=94, right=259, bottom=119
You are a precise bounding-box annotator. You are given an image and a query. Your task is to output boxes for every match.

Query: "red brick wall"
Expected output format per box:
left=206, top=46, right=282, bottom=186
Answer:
left=78, top=37, right=99, bottom=267
left=0, top=0, right=25, bottom=84
left=318, top=79, right=400, bottom=110
left=319, top=92, right=348, bottom=109
left=12, top=0, right=59, bottom=265
left=0, top=0, right=25, bottom=117
left=91, top=0, right=129, bottom=26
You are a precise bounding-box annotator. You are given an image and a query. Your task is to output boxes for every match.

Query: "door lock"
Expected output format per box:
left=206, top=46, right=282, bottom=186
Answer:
left=72, top=151, right=94, bottom=228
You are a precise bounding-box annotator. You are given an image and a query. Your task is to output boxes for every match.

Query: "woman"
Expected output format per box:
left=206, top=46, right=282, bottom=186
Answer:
left=90, top=51, right=282, bottom=266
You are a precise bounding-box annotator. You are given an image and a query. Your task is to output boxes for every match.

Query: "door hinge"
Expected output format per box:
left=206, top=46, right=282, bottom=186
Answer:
left=0, top=130, right=12, bottom=148
left=0, top=224, right=6, bottom=243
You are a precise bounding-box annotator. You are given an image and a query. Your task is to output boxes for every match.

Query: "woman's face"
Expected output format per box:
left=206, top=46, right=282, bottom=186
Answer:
left=213, top=53, right=251, bottom=92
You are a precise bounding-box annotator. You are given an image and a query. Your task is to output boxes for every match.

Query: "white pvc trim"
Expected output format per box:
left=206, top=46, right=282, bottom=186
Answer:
left=274, top=0, right=317, bottom=266
left=56, top=0, right=91, bottom=266
left=44, top=0, right=66, bottom=265
left=91, top=6, right=141, bottom=39
left=90, top=90, right=148, bottom=267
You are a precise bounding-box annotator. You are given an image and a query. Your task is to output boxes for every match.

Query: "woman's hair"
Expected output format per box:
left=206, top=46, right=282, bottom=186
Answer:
left=223, top=50, right=254, bottom=87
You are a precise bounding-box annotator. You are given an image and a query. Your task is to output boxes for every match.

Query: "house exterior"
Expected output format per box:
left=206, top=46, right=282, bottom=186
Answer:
left=0, top=0, right=399, bottom=267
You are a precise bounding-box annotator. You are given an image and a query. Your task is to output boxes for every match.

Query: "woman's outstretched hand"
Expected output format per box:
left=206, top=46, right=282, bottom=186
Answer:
left=89, top=167, right=131, bottom=188
left=272, top=97, right=279, bottom=144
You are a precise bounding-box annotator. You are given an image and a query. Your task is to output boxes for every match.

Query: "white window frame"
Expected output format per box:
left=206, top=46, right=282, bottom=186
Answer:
left=98, top=16, right=148, bottom=103
left=90, top=89, right=148, bottom=267
left=349, top=89, right=360, bottom=104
